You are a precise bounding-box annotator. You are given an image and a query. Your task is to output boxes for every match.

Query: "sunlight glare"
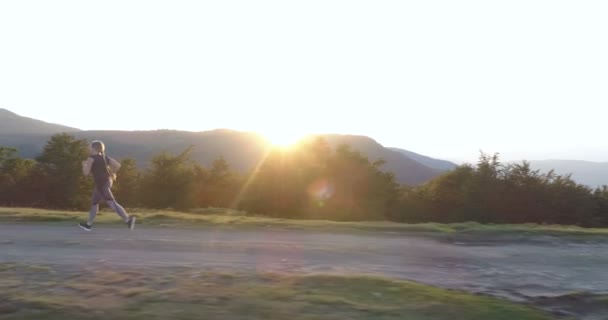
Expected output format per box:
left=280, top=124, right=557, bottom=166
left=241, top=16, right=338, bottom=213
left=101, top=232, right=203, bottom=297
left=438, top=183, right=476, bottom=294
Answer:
left=262, top=130, right=305, bottom=147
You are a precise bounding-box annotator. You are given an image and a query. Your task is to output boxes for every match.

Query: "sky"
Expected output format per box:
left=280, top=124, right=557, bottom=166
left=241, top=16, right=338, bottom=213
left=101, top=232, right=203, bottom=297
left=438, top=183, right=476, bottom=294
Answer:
left=1, top=1, right=607, bottom=163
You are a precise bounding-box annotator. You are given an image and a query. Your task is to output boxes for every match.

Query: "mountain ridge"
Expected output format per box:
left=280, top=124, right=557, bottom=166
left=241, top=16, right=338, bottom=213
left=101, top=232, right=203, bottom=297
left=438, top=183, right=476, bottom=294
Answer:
left=0, top=108, right=80, bottom=134
left=525, top=160, right=608, bottom=188
left=0, top=109, right=451, bottom=185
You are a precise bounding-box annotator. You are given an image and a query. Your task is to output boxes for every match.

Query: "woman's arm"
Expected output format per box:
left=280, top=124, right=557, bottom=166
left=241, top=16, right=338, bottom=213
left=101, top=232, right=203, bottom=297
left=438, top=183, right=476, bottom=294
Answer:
left=108, top=157, right=121, bottom=173
left=82, top=157, right=93, bottom=176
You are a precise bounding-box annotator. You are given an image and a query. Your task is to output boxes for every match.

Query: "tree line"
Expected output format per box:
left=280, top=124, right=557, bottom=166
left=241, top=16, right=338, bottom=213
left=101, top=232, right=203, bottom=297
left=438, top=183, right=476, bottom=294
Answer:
left=1, top=133, right=607, bottom=227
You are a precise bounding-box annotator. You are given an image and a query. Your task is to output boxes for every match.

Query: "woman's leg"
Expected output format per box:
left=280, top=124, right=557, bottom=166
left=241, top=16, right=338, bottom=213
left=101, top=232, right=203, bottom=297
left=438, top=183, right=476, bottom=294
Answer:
left=106, top=200, right=129, bottom=223
left=87, top=204, right=100, bottom=225
left=87, top=185, right=103, bottom=226
left=100, top=180, right=130, bottom=223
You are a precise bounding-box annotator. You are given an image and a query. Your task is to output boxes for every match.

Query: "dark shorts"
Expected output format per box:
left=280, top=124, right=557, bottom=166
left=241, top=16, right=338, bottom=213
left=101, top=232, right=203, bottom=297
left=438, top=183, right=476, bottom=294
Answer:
left=92, top=179, right=115, bottom=204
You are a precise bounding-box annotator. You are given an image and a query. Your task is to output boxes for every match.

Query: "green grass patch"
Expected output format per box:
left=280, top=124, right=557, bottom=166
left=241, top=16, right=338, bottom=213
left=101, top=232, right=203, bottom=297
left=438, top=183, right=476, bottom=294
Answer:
left=1, top=206, right=608, bottom=237
left=0, top=263, right=556, bottom=320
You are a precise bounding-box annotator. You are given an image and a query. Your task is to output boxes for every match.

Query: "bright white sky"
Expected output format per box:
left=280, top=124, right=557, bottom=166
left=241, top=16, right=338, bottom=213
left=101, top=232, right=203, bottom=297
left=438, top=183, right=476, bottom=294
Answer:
left=1, top=1, right=607, bottom=162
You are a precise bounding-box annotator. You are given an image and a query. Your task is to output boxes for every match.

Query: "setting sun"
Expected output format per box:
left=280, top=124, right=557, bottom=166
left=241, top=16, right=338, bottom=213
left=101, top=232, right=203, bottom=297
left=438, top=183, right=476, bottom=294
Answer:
left=262, top=130, right=306, bottom=147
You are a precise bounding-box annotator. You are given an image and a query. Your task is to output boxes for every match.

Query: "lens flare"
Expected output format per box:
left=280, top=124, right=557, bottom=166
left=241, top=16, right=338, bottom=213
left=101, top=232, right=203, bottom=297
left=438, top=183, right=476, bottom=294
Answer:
left=307, top=179, right=335, bottom=206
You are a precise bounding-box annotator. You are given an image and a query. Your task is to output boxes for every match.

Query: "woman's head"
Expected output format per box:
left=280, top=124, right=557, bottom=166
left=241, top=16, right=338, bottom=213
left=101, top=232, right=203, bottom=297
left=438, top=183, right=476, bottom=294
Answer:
left=90, top=140, right=106, bottom=155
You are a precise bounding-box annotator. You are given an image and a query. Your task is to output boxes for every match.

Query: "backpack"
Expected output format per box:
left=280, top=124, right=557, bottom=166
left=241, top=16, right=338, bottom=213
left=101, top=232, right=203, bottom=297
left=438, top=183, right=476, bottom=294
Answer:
left=101, top=154, right=118, bottom=182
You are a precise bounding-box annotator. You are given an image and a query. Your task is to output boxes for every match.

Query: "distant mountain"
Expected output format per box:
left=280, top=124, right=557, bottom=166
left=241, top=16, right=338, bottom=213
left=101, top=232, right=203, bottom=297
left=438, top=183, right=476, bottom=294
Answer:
left=0, top=109, right=80, bottom=135
left=321, top=135, right=445, bottom=185
left=527, top=160, right=608, bottom=188
left=0, top=109, right=451, bottom=185
left=73, top=130, right=271, bottom=173
left=389, top=148, right=457, bottom=171
left=0, top=128, right=270, bottom=173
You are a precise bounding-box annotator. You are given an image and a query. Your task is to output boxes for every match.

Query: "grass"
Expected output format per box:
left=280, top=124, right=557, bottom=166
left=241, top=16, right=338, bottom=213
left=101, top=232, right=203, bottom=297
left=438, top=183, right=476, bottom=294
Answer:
left=0, top=263, right=557, bottom=320
left=1, top=206, right=607, bottom=237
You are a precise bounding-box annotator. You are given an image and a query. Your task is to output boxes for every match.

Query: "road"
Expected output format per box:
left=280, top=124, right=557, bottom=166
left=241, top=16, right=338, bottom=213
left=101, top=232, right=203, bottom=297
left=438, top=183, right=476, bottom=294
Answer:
left=1, top=223, right=607, bottom=318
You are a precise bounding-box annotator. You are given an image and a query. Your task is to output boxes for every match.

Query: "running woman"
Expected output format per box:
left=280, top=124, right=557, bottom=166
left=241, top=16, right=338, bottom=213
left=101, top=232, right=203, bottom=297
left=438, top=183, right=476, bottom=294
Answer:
left=79, top=140, right=136, bottom=231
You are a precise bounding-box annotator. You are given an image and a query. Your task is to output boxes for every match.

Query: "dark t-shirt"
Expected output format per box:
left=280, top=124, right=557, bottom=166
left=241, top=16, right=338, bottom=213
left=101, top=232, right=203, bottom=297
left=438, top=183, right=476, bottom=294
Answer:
left=90, top=154, right=111, bottom=187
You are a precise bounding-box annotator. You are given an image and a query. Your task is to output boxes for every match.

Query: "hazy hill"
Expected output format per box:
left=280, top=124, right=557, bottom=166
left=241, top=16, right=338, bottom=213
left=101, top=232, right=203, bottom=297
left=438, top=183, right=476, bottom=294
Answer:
left=390, top=148, right=457, bottom=171
left=322, top=135, right=444, bottom=185
left=0, top=108, right=80, bottom=135
left=528, top=160, right=608, bottom=188
left=0, top=109, right=451, bottom=185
